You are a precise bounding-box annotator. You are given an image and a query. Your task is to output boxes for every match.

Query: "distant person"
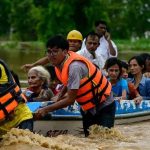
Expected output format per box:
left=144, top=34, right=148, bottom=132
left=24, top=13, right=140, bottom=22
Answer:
left=67, top=30, right=83, bottom=52
left=121, top=61, right=142, bottom=104
left=128, top=55, right=150, bottom=100
left=23, top=66, right=54, bottom=102
left=35, top=35, right=115, bottom=137
left=105, top=58, right=128, bottom=100
left=140, top=53, right=150, bottom=77
left=77, top=31, right=105, bottom=69
left=0, top=59, right=33, bottom=138
left=21, top=30, right=83, bottom=71
left=81, top=20, right=118, bottom=63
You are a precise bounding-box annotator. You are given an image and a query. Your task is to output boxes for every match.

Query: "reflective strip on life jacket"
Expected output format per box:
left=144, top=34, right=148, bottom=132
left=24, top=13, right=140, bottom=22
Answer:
left=0, top=83, right=23, bottom=120
left=0, top=64, right=8, bottom=84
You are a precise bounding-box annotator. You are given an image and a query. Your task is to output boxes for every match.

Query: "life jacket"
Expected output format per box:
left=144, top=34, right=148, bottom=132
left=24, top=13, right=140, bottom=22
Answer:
left=0, top=64, right=8, bottom=84
left=55, top=51, right=112, bottom=111
left=0, top=59, right=27, bottom=121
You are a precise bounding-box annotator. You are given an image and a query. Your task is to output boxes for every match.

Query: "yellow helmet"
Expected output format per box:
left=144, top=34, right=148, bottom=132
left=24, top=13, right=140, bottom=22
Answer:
left=67, top=30, right=83, bottom=41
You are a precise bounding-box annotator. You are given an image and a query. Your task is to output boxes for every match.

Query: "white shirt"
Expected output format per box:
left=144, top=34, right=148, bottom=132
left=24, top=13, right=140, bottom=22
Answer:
left=77, top=48, right=105, bottom=69
left=81, top=36, right=118, bottom=64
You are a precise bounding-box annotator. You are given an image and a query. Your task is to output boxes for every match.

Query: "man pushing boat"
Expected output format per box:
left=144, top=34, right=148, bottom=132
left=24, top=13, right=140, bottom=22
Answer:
left=35, top=35, right=116, bottom=137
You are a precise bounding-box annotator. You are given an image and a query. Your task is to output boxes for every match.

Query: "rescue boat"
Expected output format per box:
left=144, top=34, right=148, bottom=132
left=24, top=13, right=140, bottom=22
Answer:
left=27, top=100, right=150, bottom=136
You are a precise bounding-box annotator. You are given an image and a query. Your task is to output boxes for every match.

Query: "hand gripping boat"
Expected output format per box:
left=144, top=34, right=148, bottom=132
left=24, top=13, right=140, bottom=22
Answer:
left=27, top=100, right=150, bottom=137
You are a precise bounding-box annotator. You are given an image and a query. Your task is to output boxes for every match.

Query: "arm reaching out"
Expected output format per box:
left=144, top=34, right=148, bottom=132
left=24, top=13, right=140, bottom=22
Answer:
left=21, top=56, right=49, bottom=72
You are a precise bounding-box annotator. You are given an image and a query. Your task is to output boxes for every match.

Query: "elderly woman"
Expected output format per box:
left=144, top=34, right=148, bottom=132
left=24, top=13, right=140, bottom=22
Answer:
left=128, top=55, right=150, bottom=100
left=24, top=66, right=54, bottom=101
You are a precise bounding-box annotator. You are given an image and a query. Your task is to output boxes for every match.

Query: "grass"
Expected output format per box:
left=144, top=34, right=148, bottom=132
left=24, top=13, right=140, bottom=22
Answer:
left=115, top=38, right=150, bottom=52
left=0, top=38, right=150, bottom=52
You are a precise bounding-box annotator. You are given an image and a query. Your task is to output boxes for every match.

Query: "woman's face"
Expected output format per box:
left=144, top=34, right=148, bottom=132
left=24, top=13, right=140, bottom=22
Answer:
left=129, top=59, right=143, bottom=75
left=107, top=64, right=120, bottom=81
left=28, top=70, right=43, bottom=88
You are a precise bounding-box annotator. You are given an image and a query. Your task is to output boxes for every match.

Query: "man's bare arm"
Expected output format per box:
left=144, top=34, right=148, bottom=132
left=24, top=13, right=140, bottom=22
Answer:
left=35, top=89, right=78, bottom=118
left=21, top=56, right=49, bottom=72
left=104, top=32, right=116, bottom=56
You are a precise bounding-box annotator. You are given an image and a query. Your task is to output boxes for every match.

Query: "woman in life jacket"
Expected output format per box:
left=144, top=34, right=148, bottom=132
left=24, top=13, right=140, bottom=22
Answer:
left=0, top=59, right=33, bottom=138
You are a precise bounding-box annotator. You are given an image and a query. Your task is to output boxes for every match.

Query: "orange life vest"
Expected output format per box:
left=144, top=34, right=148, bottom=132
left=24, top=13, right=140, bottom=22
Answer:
left=0, top=59, right=27, bottom=120
left=55, top=51, right=112, bottom=111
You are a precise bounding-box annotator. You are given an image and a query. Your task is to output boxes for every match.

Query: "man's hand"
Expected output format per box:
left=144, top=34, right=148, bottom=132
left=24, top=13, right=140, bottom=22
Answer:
left=34, top=108, right=48, bottom=120
left=21, top=64, right=34, bottom=72
left=133, top=96, right=143, bottom=105
left=104, top=31, right=111, bottom=41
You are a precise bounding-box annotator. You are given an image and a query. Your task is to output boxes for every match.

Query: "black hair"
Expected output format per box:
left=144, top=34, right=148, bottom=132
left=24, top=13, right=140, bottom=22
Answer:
left=95, top=20, right=107, bottom=27
left=11, top=70, right=21, bottom=87
left=85, top=31, right=100, bottom=41
left=105, top=57, right=122, bottom=78
left=128, top=55, right=145, bottom=72
left=121, top=61, right=128, bottom=70
left=46, top=35, right=69, bottom=50
left=45, top=65, right=57, bottom=81
left=140, top=53, right=150, bottom=61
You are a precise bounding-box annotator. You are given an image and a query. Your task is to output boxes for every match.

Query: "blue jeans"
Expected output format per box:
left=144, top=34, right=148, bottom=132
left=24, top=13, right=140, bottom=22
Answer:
left=18, top=119, right=33, bottom=132
left=81, top=101, right=116, bottom=137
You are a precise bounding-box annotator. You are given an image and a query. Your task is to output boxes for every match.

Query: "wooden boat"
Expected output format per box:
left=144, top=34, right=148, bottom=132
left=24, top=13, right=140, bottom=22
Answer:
left=27, top=100, right=150, bottom=136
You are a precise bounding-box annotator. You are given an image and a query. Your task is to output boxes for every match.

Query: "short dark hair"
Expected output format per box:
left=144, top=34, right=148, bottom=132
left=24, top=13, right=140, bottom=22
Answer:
left=121, top=61, right=128, bottom=70
left=105, top=57, right=122, bottom=78
left=95, top=20, right=107, bottom=27
left=85, top=31, right=100, bottom=41
left=46, top=35, right=69, bottom=50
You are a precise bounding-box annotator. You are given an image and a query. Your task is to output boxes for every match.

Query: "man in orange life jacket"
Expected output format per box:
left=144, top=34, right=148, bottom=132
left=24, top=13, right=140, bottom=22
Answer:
left=35, top=35, right=116, bottom=137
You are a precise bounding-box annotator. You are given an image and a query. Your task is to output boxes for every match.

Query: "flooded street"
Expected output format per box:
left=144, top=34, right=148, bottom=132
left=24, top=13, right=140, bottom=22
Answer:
left=0, top=120, right=150, bottom=150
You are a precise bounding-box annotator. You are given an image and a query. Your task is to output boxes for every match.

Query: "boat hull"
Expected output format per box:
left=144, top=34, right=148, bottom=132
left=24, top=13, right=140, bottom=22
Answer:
left=27, top=100, right=150, bottom=136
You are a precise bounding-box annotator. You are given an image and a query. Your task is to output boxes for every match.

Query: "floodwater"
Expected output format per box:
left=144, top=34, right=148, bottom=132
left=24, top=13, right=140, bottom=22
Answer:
left=1, top=47, right=149, bottom=80
left=0, top=121, right=150, bottom=150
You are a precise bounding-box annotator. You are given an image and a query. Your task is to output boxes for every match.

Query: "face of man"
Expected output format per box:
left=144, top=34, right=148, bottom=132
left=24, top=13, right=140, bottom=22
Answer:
left=68, top=39, right=82, bottom=52
left=85, top=35, right=99, bottom=53
left=47, top=47, right=67, bottom=67
left=95, top=23, right=107, bottom=37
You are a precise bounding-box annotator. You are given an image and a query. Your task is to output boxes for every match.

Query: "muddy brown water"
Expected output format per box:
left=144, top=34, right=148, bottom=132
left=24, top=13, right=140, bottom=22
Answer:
left=0, top=120, right=150, bottom=150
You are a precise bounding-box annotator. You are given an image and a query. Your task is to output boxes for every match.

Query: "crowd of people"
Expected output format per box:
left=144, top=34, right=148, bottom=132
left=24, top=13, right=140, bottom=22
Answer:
left=1, top=19, right=150, bottom=138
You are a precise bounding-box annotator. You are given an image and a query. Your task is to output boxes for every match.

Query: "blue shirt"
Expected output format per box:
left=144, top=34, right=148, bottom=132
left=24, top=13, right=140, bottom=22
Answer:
left=129, top=76, right=150, bottom=100
left=109, top=78, right=128, bottom=98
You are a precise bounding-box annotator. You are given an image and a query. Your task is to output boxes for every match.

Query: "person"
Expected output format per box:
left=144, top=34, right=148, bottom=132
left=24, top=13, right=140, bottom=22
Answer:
left=140, top=53, right=150, bottom=77
left=121, top=61, right=142, bottom=104
left=81, top=20, right=118, bottom=64
left=128, top=55, right=150, bottom=100
left=105, top=58, right=128, bottom=100
left=67, top=30, right=83, bottom=52
left=23, top=66, right=54, bottom=102
left=0, top=59, right=33, bottom=138
left=77, top=31, right=105, bottom=69
left=35, top=35, right=116, bottom=137
left=21, top=30, right=83, bottom=72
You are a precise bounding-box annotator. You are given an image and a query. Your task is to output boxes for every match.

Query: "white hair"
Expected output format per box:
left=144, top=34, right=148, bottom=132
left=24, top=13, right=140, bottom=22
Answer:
left=28, top=65, right=50, bottom=86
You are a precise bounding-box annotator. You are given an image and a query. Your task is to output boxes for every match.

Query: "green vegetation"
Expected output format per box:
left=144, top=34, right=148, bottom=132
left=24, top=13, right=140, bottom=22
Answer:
left=0, top=0, right=149, bottom=41
left=115, top=38, right=150, bottom=51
